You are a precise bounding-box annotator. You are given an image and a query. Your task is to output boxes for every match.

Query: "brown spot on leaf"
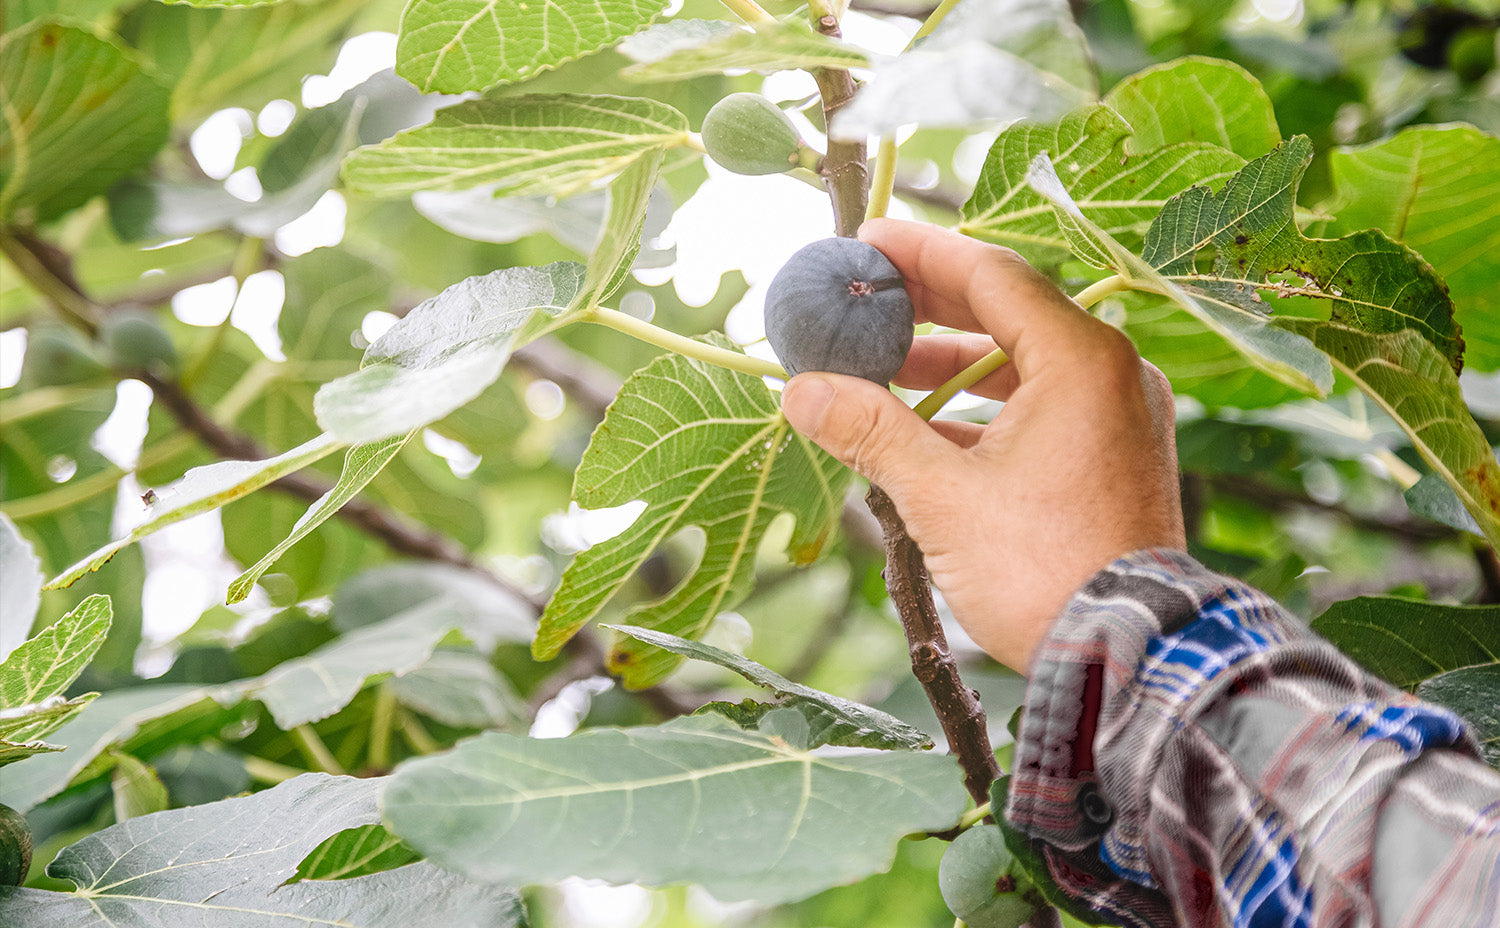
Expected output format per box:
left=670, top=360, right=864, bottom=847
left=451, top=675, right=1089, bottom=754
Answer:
left=996, top=875, right=1017, bottom=893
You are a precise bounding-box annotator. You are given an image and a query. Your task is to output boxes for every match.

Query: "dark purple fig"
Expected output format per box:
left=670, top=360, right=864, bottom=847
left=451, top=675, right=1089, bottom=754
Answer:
left=764, top=238, right=914, bottom=384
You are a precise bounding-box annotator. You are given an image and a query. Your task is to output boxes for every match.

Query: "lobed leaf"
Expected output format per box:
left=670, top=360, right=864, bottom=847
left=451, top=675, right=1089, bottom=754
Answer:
left=0, top=20, right=170, bottom=224
left=533, top=337, right=850, bottom=688
left=397, top=0, right=670, bottom=92
left=1142, top=135, right=1463, bottom=369
left=342, top=93, right=688, bottom=200
left=228, top=433, right=414, bottom=604
left=620, top=19, right=868, bottom=81
left=1103, top=56, right=1280, bottom=160
left=1322, top=124, right=1500, bottom=371
left=959, top=106, right=1244, bottom=265
left=381, top=715, right=968, bottom=903
left=1024, top=152, right=1333, bottom=396
left=0, top=774, right=526, bottom=927
left=314, top=262, right=585, bottom=444
left=609, top=624, right=933, bottom=750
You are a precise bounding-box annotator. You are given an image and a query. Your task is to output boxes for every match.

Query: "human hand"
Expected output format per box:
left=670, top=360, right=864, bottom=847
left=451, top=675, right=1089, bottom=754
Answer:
left=779, top=219, right=1185, bottom=673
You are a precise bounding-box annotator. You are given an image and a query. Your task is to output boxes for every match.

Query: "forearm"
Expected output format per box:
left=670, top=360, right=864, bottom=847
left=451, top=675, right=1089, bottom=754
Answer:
left=1005, top=549, right=1500, bottom=927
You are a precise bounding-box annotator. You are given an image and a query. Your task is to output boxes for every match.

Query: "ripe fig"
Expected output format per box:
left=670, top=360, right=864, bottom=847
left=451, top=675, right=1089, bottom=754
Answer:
left=701, top=92, right=804, bottom=176
left=764, top=237, right=914, bottom=384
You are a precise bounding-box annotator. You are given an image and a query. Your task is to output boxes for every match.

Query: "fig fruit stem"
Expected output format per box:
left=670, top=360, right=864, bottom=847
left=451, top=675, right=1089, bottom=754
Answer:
left=585, top=307, right=788, bottom=380
left=866, top=137, right=899, bottom=220
left=718, top=0, right=776, bottom=24
left=912, top=273, right=1132, bottom=420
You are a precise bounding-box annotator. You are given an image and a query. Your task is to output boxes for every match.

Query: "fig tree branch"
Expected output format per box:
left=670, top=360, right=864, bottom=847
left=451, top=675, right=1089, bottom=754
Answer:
left=807, top=3, right=999, bottom=810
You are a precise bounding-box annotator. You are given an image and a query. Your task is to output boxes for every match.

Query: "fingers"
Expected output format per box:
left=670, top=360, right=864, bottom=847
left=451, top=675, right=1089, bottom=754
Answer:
left=893, top=333, right=1020, bottom=400
left=781, top=372, right=963, bottom=495
left=859, top=218, right=1105, bottom=372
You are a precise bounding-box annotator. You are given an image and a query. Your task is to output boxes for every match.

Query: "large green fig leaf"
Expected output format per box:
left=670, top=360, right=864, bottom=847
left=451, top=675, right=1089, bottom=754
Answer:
left=342, top=94, right=688, bottom=200
left=0, top=774, right=526, bottom=927
left=397, top=0, right=670, bottom=92
left=960, top=106, right=1244, bottom=265
left=607, top=624, right=934, bottom=750
left=1142, top=135, right=1463, bottom=368
left=1321, top=124, right=1500, bottom=370
left=1310, top=596, right=1500, bottom=688
left=0, top=20, right=170, bottom=224
left=1417, top=666, right=1500, bottom=766
left=381, top=715, right=967, bottom=903
left=1103, top=56, right=1280, bottom=160
left=532, top=338, right=850, bottom=688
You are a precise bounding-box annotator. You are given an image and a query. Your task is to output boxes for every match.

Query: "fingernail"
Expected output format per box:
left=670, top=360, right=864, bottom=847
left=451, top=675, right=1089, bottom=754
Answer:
left=782, top=375, right=835, bottom=436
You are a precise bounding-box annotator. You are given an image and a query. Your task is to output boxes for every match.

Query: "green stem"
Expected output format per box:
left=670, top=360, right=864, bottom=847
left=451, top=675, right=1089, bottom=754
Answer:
left=910, top=0, right=965, bottom=45
left=957, top=802, right=992, bottom=830
left=718, top=0, right=775, bottom=23
left=866, top=137, right=899, bottom=221
left=291, top=725, right=345, bottom=775
left=368, top=684, right=396, bottom=772
left=913, top=348, right=1008, bottom=421
left=1074, top=273, right=1131, bottom=310
left=243, top=755, right=307, bottom=785
left=397, top=709, right=441, bottom=755
left=0, top=234, right=98, bottom=335
left=911, top=274, right=1135, bottom=420
left=585, top=308, right=787, bottom=380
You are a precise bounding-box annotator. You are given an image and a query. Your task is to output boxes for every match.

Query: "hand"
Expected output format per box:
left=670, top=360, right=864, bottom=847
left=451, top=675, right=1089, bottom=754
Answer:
left=780, top=219, right=1185, bottom=673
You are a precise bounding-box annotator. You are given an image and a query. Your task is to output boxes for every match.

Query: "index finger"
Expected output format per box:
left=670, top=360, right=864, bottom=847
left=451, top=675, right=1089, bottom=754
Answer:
left=858, top=218, right=1097, bottom=364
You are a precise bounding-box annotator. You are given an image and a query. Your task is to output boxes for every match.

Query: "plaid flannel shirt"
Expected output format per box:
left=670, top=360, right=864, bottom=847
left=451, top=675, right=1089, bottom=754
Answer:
left=1006, top=548, right=1500, bottom=927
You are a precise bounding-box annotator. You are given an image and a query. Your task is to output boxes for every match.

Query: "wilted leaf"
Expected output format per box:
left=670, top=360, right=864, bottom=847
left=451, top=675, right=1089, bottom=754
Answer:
left=382, top=715, right=967, bottom=903
left=397, top=0, right=670, bottom=92
left=0, top=774, right=526, bottom=927
left=609, top=624, right=932, bottom=750
left=533, top=338, right=850, bottom=688
left=342, top=94, right=688, bottom=200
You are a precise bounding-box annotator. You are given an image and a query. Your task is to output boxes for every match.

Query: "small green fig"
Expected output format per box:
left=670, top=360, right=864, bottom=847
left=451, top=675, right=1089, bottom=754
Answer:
left=19, top=326, right=107, bottom=388
left=101, top=310, right=177, bottom=373
left=0, top=803, right=32, bottom=886
left=938, top=825, right=1042, bottom=928
left=701, top=92, right=804, bottom=176
left=764, top=237, right=915, bottom=384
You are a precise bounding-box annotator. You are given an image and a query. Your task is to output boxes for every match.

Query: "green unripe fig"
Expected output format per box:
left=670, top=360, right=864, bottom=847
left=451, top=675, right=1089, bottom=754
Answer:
left=701, top=92, right=804, bottom=176
left=938, top=825, right=1042, bottom=928
left=101, top=310, right=177, bottom=374
left=0, top=803, right=33, bottom=886
left=19, top=325, right=107, bottom=388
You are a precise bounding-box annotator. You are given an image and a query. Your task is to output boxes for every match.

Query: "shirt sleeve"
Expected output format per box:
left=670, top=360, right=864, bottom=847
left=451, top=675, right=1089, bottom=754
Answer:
left=1003, top=548, right=1500, bottom=928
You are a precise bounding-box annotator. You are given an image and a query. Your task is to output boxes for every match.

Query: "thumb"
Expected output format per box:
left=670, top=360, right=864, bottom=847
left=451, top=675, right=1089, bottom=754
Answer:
left=781, top=373, right=953, bottom=493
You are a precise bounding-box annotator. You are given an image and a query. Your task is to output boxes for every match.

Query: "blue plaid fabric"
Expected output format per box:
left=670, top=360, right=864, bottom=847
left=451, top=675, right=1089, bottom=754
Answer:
left=1006, top=549, right=1500, bottom=928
